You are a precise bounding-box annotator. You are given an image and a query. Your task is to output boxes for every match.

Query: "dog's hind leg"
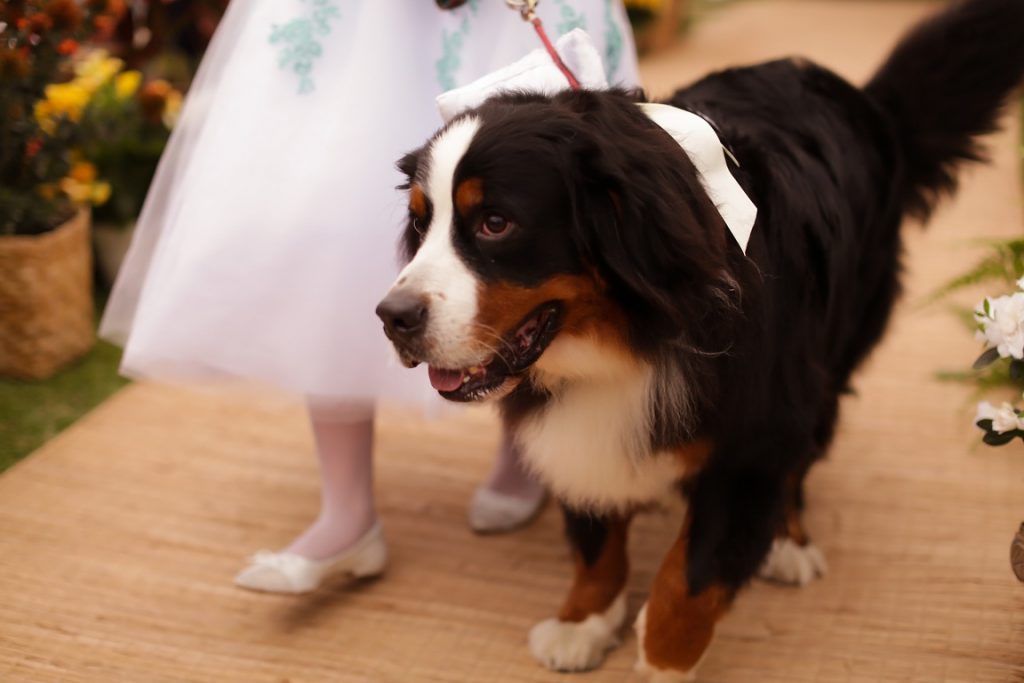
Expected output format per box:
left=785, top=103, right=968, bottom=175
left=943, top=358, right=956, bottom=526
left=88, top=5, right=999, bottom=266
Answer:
left=529, top=507, right=632, bottom=672
left=756, top=464, right=828, bottom=586
left=757, top=393, right=837, bottom=586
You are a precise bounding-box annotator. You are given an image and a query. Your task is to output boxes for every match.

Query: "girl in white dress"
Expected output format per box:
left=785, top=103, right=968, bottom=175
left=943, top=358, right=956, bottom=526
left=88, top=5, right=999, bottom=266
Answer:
left=102, top=0, right=638, bottom=593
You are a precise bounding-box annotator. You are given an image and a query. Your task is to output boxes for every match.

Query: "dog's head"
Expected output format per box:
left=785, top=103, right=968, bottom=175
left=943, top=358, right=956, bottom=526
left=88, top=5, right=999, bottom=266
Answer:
left=376, top=90, right=740, bottom=402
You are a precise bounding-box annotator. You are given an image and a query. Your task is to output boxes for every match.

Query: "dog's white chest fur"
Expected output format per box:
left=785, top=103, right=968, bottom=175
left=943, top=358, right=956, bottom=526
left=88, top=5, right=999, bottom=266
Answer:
left=517, top=350, right=687, bottom=510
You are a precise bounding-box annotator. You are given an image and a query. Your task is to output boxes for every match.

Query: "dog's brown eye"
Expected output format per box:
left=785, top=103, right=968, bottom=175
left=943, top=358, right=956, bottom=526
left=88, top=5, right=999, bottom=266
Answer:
left=412, top=217, right=425, bottom=235
left=479, top=214, right=513, bottom=239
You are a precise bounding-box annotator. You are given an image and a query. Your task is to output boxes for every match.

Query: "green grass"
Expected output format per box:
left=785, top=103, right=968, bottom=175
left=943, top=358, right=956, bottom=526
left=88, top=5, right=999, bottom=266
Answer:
left=0, top=336, right=129, bottom=472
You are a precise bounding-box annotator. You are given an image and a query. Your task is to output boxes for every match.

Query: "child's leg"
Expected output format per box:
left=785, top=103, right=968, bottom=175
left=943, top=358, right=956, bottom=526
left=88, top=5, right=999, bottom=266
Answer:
left=283, top=401, right=377, bottom=559
left=235, top=401, right=384, bottom=593
left=482, top=426, right=544, bottom=498
left=469, top=418, right=546, bottom=533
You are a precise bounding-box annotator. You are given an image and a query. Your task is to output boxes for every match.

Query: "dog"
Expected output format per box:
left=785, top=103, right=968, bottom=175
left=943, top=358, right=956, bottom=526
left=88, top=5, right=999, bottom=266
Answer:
left=376, top=0, right=1024, bottom=678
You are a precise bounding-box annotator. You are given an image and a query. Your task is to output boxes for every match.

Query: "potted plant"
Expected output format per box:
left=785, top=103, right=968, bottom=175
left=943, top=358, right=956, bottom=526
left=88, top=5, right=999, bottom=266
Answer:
left=0, top=0, right=125, bottom=380
left=937, top=238, right=1024, bottom=582
left=77, top=53, right=181, bottom=285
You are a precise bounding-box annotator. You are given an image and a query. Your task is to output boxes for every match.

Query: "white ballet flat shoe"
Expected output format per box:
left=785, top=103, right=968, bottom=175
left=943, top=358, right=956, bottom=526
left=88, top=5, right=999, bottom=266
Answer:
left=234, top=522, right=388, bottom=594
left=469, top=487, right=547, bottom=534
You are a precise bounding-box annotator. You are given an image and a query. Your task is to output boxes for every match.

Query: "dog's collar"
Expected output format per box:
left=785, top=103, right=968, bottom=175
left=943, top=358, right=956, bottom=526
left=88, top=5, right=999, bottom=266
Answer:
left=638, top=102, right=757, bottom=254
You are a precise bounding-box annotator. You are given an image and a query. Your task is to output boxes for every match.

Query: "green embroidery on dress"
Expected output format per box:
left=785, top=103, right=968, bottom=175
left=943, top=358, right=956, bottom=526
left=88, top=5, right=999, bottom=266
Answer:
left=270, top=0, right=341, bottom=94
left=435, top=0, right=479, bottom=90
left=552, top=0, right=586, bottom=35
left=602, top=0, right=623, bottom=80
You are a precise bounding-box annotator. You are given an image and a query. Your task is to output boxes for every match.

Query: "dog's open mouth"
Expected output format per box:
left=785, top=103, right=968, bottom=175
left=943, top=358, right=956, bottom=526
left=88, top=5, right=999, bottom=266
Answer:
left=427, top=302, right=562, bottom=402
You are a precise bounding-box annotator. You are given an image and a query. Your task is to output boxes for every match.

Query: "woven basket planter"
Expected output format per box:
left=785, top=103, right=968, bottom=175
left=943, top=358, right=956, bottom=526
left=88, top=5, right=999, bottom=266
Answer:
left=0, top=209, right=96, bottom=380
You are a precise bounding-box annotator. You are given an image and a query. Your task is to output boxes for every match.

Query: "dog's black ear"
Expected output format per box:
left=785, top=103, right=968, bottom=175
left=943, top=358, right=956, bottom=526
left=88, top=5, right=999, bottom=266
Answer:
left=395, top=146, right=427, bottom=261
left=562, top=92, right=740, bottom=353
left=396, top=146, right=424, bottom=190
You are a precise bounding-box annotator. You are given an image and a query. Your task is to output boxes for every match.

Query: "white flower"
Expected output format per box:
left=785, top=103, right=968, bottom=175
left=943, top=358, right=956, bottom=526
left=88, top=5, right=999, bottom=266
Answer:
left=974, top=292, right=1024, bottom=359
left=1017, top=276, right=1024, bottom=291
left=976, top=401, right=1024, bottom=433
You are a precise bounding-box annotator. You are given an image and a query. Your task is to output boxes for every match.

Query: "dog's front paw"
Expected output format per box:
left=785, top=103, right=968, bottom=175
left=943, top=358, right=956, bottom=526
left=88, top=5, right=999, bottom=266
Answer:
left=757, top=538, right=827, bottom=586
left=528, top=593, right=626, bottom=672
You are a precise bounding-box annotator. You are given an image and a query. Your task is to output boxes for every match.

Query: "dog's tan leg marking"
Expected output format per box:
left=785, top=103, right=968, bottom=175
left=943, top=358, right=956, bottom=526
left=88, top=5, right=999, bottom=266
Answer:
left=529, top=514, right=631, bottom=672
left=636, top=515, right=731, bottom=682
left=558, top=514, right=631, bottom=621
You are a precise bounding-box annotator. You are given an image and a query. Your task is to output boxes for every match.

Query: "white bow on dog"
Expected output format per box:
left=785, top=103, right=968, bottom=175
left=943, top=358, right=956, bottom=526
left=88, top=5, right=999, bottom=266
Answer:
left=435, top=29, right=757, bottom=254
left=638, top=102, right=757, bottom=253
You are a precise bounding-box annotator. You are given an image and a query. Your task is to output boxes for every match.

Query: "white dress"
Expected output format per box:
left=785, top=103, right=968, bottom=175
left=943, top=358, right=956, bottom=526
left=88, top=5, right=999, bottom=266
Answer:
left=101, top=0, right=638, bottom=405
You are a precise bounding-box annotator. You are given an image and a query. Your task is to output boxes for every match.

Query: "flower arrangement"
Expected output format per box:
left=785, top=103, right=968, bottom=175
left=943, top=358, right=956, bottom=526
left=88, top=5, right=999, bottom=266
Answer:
left=973, top=274, right=1024, bottom=445
left=941, top=239, right=1024, bottom=445
left=75, top=52, right=182, bottom=226
left=0, top=0, right=127, bottom=235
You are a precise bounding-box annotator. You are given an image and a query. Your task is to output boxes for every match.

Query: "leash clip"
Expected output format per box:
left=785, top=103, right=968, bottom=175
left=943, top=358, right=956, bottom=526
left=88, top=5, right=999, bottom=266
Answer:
left=504, top=0, right=581, bottom=91
left=505, top=0, right=539, bottom=22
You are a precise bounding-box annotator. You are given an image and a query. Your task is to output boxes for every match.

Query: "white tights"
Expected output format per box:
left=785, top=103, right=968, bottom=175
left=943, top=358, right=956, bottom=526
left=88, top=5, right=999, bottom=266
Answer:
left=283, top=401, right=542, bottom=560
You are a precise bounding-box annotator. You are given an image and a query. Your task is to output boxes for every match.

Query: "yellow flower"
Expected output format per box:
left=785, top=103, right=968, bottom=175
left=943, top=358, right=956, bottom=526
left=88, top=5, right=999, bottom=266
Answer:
left=74, top=50, right=124, bottom=94
left=59, top=164, right=111, bottom=207
left=114, top=70, right=142, bottom=99
left=60, top=176, right=92, bottom=203
left=162, top=89, right=183, bottom=128
left=34, top=100, right=56, bottom=135
left=91, top=181, right=112, bottom=206
left=39, top=82, right=91, bottom=123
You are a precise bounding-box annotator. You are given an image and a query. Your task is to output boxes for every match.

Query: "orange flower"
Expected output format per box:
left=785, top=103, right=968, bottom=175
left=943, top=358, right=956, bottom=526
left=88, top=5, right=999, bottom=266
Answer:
left=138, top=79, right=172, bottom=124
left=56, top=38, right=79, bottom=55
left=92, top=13, right=117, bottom=39
left=68, top=161, right=98, bottom=184
left=44, top=0, right=84, bottom=31
left=105, top=0, right=127, bottom=20
left=59, top=162, right=111, bottom=206
left=27, top=13, right=53, bottom=33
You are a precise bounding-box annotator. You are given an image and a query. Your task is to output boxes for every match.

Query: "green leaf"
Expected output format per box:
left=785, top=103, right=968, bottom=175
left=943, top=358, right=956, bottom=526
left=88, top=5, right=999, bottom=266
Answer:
left=1010, top=360, right=1024, bottom=382
left=984, top=298, right=992, bottom=317
left=983, top=430, right=1018, bottom=446
left=973, top=347, right=1001, bottom=369
left=929, top=239, right=1024, bottom=303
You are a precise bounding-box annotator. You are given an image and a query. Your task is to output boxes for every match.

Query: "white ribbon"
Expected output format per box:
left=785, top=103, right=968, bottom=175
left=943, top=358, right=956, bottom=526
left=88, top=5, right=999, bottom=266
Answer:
left=638, top=102, right=757, bottom=253
left=436, top=29, right=607, bottom=122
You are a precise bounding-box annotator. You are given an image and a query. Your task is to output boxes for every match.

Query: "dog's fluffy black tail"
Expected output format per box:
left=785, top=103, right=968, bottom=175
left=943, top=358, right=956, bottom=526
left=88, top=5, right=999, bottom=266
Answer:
left=865, top=0, right=1024, bottom=220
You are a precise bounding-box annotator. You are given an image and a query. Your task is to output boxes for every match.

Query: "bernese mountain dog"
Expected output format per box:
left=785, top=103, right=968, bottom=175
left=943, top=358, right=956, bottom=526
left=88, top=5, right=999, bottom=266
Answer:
left=377, top=0, right=1024, bottom=678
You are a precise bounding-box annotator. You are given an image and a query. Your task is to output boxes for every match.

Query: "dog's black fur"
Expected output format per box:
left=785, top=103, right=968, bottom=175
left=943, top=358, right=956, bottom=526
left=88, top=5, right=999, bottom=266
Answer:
left=663, top=0, right=1024, bottom=592
left=390, top=0, right=1024, bottom=646
left=501, top=0, right=1023, bottom=595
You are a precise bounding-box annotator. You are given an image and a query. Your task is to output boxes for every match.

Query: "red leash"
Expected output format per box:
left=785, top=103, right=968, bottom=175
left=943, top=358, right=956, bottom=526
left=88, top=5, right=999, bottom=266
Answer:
left=506, top=0, right=582, bottom=91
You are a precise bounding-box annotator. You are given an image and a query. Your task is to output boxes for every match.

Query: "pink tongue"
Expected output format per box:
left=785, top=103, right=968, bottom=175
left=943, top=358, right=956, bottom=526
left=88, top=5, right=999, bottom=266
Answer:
left=428, top=366, right=465, bottom=392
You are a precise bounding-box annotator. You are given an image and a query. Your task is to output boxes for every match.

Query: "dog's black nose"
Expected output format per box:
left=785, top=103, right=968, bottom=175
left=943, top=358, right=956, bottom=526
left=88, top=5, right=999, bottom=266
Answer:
left=376, top=291, right=429, bottom=340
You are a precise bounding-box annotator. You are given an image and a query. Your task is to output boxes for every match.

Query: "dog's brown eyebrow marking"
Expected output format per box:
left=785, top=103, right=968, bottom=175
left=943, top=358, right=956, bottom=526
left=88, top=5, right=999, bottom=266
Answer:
left=455, top=177, right=484, bottom=217
left=409, top=184, right=428, bottom=218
